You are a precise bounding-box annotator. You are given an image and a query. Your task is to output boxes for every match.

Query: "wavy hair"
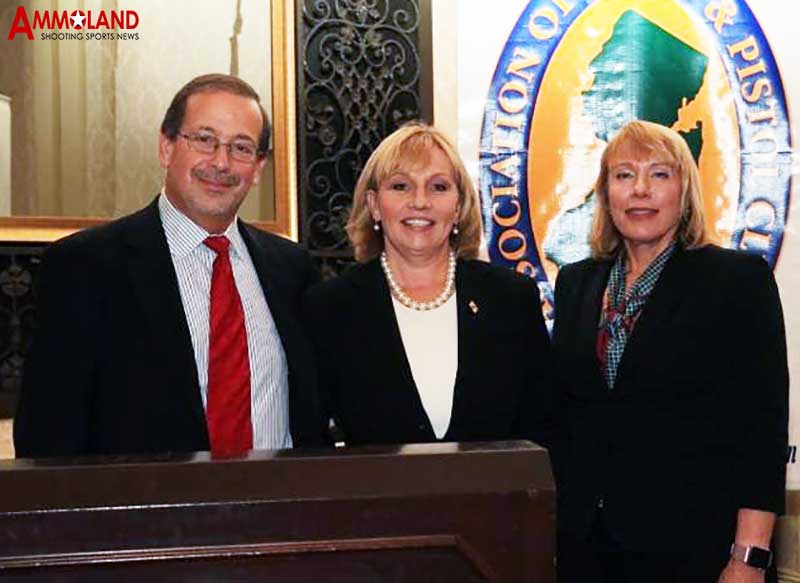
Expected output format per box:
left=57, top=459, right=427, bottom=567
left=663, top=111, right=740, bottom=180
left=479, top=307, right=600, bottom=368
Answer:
left=590, top=120, right=709, bottom=258
left=347, top=121, right=482, bottom=262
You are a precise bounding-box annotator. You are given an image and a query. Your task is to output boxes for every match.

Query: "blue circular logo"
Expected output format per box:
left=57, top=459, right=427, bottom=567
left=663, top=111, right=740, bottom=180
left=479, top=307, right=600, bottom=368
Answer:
left=480, top=0, right=792, bottom=325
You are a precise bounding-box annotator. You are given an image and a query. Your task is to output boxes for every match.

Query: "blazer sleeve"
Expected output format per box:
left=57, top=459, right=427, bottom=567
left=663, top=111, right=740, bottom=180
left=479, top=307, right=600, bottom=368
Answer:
left=511, top=274, right=561, bottom=461
left=296, top=244, right=322, bottom=294
left=729, top=255, right=789, bottom=513
left=282, top=244, right=330, bottom=447
left=300, top=284, right=339, bottom=446
left=14, top=239, right=102, bottom=458
left=551, top=263, right=576, bottom=352
left=547, top=263, right=582, bottom=481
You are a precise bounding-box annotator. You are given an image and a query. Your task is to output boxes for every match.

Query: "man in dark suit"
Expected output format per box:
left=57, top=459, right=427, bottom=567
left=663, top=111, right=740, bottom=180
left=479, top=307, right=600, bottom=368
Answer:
left=14, top=74, right=324, bottom=458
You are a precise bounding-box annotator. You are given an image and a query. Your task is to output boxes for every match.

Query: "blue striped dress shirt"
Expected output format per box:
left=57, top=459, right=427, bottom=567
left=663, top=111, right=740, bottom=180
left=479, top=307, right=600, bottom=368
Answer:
left=158, top=193, right=292, bottom=449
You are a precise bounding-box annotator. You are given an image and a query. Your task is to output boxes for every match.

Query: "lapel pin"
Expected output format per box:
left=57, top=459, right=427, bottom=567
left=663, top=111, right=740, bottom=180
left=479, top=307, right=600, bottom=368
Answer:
left=468, top=300, right=479, bottom=314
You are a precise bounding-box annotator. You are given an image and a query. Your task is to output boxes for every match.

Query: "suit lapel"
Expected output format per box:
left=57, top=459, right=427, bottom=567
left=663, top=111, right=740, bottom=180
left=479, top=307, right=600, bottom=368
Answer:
left=351, top=261, right=436, bottom=438
left=445, top=260, right=487, bottom=438
left=578, top=260, right=613, bottom=394
left=122, top=198, right=206, bottom=433
left=614, top=247, right=688, bottom=391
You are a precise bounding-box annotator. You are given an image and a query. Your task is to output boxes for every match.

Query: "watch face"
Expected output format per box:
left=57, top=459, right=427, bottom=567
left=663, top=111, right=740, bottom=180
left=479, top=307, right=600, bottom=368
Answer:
left=745, top=546, right=772, bottom=569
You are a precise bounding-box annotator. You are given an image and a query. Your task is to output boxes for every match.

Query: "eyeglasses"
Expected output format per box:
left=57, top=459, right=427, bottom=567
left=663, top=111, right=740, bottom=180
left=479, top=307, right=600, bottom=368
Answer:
left=178, top=132, right=260, bottom=163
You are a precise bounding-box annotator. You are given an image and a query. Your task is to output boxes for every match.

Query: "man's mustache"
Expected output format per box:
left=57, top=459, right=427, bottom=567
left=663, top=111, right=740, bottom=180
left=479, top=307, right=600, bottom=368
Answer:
left=191, top=167, right=241, bottom=187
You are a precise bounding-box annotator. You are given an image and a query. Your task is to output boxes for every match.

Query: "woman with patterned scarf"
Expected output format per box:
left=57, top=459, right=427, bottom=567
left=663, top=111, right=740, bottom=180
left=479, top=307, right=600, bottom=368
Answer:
left=553, top=120, right=788, bottom=583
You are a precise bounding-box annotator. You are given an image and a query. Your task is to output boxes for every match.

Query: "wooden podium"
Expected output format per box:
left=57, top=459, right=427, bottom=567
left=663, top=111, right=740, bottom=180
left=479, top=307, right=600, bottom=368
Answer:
left=0, top=441, right=555, bottom=582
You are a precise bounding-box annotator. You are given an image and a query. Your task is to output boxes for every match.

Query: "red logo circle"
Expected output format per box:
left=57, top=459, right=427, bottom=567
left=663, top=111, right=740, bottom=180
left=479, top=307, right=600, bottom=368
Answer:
left=70, top=10, right=86, bottom=29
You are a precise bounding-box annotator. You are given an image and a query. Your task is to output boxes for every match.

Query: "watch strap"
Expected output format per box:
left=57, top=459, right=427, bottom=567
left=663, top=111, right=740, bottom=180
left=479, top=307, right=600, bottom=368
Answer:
left=730, top=543, right=773, bottom=569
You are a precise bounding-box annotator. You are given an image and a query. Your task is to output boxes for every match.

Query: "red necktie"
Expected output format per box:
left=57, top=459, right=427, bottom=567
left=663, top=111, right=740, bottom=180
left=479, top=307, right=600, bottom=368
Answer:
left=204, top=236, right=252, bottom=455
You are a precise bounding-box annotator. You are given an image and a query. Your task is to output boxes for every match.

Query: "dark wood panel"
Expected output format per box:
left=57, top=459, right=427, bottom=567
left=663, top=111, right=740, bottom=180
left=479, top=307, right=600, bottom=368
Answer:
left=1, top=546, right=487, bottom=583
left=0, top=442, right=556, bottom=582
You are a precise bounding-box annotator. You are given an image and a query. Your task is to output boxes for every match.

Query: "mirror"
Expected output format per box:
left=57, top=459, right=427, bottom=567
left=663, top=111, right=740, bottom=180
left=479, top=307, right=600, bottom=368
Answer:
left=0, top=0, right=296, bottom=241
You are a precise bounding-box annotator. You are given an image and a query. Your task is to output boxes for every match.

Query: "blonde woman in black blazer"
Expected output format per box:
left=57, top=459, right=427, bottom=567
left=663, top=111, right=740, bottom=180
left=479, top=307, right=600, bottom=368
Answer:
left=304, top=122, right=556, bottom=451
left=553, top=121, right=788, bottom=583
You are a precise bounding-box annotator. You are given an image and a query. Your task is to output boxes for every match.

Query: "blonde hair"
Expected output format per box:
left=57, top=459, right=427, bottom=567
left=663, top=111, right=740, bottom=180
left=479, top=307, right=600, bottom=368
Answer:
left=590, top=120, right=709, bottom=259
left=346, top=121, right=482, bottom=262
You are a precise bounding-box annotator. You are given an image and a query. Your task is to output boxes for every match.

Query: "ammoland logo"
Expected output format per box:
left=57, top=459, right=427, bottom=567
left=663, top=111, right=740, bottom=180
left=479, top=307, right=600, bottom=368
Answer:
left=7, top=6, right=140, bottom=40
left=480, top=0, right=792, bottom=323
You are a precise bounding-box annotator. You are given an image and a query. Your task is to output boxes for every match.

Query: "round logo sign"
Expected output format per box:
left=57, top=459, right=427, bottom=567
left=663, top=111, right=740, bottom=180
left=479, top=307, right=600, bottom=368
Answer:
left=479, top=0, right=792, bottom=325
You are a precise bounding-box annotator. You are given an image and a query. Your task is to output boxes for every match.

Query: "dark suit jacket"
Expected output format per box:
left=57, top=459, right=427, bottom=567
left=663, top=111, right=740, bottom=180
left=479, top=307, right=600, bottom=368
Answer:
left=552, top=244, right=788, bottom=551
left=303, top=258, right=557, bottom=448
left=14, top=198, right=325, bottom=457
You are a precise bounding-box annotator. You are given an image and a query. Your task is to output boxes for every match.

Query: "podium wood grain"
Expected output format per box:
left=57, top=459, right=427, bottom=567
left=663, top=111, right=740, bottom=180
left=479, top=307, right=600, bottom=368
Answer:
left=0, top=441, right=555, bottom=582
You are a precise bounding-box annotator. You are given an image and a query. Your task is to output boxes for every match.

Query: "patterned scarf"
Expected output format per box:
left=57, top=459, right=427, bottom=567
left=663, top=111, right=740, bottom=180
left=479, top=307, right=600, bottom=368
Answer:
left=597, top=243, right=676, bottom=389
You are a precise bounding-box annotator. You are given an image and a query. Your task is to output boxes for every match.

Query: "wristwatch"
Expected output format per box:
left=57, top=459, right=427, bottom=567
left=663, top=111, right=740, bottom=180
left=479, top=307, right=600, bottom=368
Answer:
left=730, top=543, right=773, bottom=569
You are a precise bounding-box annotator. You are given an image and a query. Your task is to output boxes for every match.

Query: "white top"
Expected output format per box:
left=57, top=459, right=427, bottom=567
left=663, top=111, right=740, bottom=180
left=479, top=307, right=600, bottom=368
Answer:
left=391, top=292, right=458, bottom=439
left=158, top=193, right=292, bottom=450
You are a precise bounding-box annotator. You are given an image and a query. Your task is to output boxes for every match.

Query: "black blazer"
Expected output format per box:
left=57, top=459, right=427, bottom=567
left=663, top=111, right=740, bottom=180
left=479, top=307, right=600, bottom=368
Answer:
left=303, top=258, right=557, bottom=448
left=553, top=245, right=788, bottom=551
left=14, top=198, right=325, bottom=457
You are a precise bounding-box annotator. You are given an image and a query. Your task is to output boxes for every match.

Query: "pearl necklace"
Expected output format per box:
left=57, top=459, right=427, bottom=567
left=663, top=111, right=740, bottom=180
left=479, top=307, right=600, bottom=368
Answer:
left=380, top=250, right=457, bottom=311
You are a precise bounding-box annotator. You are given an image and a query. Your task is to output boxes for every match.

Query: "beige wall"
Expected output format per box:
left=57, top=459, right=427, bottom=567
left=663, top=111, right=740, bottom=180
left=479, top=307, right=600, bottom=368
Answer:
left=0, top=0, right=275, bottom=221
left=778, top=510, right=800, bottom=582
left=0, top=420, right=12, bottom=460
left=430, top=0, right=458, bottom=145
left=112, top=0, right=274, bottom=221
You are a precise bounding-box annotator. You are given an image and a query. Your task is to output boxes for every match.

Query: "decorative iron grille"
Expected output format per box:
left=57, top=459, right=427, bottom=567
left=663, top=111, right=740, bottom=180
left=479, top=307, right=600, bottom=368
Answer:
left=0, top=245, right=44, bottom=418
left=297, top=0, right=422, bottom=266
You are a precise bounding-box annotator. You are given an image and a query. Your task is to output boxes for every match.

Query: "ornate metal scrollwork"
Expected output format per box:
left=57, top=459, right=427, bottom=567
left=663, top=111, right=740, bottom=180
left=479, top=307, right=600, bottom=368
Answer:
left=0, top=247, right=43, bottom=418
left=298, top=0, right=422, bottom=260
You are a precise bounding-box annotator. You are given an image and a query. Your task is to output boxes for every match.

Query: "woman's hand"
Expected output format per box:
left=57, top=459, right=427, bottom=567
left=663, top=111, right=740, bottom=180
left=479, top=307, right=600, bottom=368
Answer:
left=718, top=558, right=765, bottom=583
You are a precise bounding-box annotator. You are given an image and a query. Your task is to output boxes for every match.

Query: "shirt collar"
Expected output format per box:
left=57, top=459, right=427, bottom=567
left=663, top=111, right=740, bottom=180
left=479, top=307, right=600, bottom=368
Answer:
left=158, top=191, right=246, bottom=260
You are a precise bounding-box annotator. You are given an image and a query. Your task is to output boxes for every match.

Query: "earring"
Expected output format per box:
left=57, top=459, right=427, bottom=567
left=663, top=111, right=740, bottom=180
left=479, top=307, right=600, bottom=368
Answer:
left=373, top=221, right=381, bottom=232
left=452, top=224, right=460, bottom=235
